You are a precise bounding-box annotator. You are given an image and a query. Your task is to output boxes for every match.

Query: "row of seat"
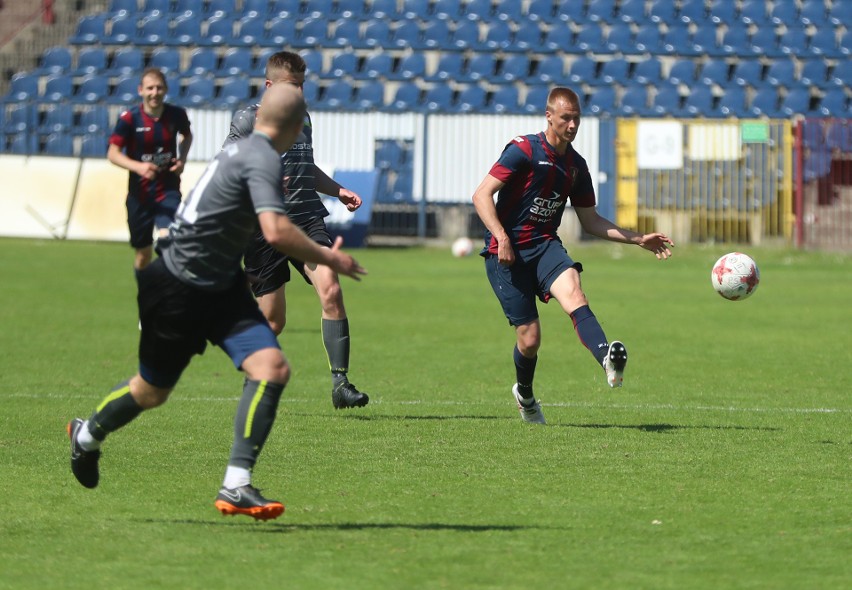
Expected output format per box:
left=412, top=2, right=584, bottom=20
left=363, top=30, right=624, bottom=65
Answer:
left=2, top=131, right=108, bottom=157
left=103, top=0, right=847, bottom=29
left=71, top=10, right=851, bottom=59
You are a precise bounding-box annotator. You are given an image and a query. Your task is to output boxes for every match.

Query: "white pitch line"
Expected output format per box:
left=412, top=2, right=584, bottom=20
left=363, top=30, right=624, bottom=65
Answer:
left=5, top=393, right=850, bottom=414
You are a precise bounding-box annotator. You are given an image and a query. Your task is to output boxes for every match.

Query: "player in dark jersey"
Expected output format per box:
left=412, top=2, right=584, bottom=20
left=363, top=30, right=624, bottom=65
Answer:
left=472, top=87, right=674, bottom=425
left=66, top=84, right=367, bottom=521
left=223, top=51, right=370, bottom=411
left=108, top=67, right=193, bottom=275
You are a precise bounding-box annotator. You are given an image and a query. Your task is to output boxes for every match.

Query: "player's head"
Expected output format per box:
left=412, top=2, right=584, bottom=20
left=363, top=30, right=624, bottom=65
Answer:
left=138, top=67, right=167, bottom=114
left=265, top=51, right=307, bottom=93
left=545, top=87, right=582, bottom=147
left=256, top=83, right=307, bottom=154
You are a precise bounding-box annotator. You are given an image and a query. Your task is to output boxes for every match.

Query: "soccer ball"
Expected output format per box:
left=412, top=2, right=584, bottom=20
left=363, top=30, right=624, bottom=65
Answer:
left=451, top=237, right=474, bottom=257
left=711, top=252, right=760, bottom=301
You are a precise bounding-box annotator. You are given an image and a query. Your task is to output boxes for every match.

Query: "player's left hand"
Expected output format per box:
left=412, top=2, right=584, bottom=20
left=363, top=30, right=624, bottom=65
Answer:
left=639, top=233, right=675, bottom=260
left=169, top=159, right=185, bottom=174
left=339, top=189, right=362, bottom=211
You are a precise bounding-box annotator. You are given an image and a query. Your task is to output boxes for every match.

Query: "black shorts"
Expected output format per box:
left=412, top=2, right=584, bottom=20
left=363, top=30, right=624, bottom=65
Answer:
left=137, top=258, right=273, bottom=387
left=126, top=191, right=181, bottom=249
left=243, top=216, right=333, bottom=297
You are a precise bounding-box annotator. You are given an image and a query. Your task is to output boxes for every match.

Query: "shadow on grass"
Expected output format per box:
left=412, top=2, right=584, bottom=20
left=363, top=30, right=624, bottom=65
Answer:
left=135, top=518, right=555, bottom=533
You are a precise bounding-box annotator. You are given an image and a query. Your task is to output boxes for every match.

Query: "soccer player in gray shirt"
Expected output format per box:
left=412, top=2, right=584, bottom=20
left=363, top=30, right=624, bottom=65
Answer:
left=66, top=84, right=366, bottom=521
left=224, top=51, right=370, bottom=411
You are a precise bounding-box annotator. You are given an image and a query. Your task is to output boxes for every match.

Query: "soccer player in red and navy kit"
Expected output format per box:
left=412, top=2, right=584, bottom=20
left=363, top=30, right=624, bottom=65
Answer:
left=108, top=67, right=193, bottom=274
left=472, top=87, right=674, bottom=425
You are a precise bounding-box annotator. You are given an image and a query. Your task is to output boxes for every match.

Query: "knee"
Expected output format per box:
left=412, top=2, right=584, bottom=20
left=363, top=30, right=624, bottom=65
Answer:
left=267, top=317, right=286, bottom=336
left=517, top=334, right=540, bottom=357
left=269, top=357, right=290, bottom=386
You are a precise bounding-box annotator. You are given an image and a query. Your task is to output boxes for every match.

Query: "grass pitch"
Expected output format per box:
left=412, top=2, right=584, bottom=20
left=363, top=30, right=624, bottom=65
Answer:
left=0, top=238, right=849, bottom=589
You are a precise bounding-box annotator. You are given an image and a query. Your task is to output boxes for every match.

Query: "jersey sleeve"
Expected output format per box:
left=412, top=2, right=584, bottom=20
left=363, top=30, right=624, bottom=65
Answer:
left=488, top=136, right=532, bottom=183
left=222, top=106, right=257, bottom=147
left=109, top=110, right=132, bottom=148
left=568, top=156, right=596, bottom=208
left=246, top=149, right=287, bottom=215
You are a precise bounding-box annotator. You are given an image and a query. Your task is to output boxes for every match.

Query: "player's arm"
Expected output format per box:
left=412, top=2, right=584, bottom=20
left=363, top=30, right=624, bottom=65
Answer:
left=170, top=128, right=193, bottom=174
left=573, top=206, right=674, bottom=259
left=257, top=211, right=366, bottom=280
left=222, top=108, right=256, bottom=147
left=314, top=165, right=362, bottom=211
left=107, top=143, right=159, bottom=180
left=472, top=173, right=514, bottom=265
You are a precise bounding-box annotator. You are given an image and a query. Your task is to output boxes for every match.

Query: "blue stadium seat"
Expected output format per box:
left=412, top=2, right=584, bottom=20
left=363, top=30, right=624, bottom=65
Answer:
left=496, top=0, right=525, bottom=22
left=496, top=55, right=529, bottom=83
left=605, top=23, right=634, bottom=54
left=678, top=0, right=707, bottom=24
left=462, top=0, right=494, bottom=22
left=666, top=59, right=696, bottom=86
left=392, top=20, right=423, bottom=50
left=633, top=57, right=663, bottom=84
left=586, top=0, right=617, bottom=24
left=684, top=86, right=717, bottom=117
left=692, top=25, right=724, bottom=57
left=527, top=0, right=557, bottom=24
left=770, top=2, right=798, bottom=26
left=586, top=86, right=616, bottom=116
left=779, top=26, right=810, bottom=57
left=302, top=79, right=319, bottom=103
left=708, top=0, right=737, bottom=25
left=809, top=32, right=841, bottom=59
left=43, top=132, right=75, bottom=156
left=534, top=55, right=564, bottom=84
left=7, top=132, right=39, bottom=154
left=241, top=0, right=269, bottom=18
left=331, top=19, right=364, bottom=49
left=143, top=0, right=170, bottom=14
left=400, top=0, right=423, bottom=19
left=650, top=86, right=684, bottom=116
left=354, top=81, right=385, bottom=110
left=567, top=56, right=598, bottom=85
left=422, top=20, right=452, bottom=49
left=169, top=12, right=201, bottom=45
left=74, top=74, right=109, bottom=104
left=432, top=0, right=463, bottom=20
left=267, top=16, right=297, bottom=46
left=819, top=89, right=848, bottom=117
left=633, top=24, right=663, bottom=53
left=717, top=86, right=748, bottom=117
left=456, top=84, right=488, bottom=113
left=395, top=53, right=428, bottom=81
left=201, top=14, right=235, bottom=46
left=749, top=87, right=781, bottom=117
left=269, top=0, right=299, bottom=19
left=765, top=60, right=796, bottom=88
left=206, top=0, right=238, bottom=17
left=798, top=0, right=828, bottom=26
left=4, top=103, right=35, bottom=133
left=149, top=47, right=181, bottom=74
left=218, top=77, right=252, bottom=108
left=217, top=48, right=253, bottom=77
left=106, top=47, right=144, bottom=75
left=452, top=20, right=482, bottom=50
left=618, top=0, right=646, bottom=24
left=71, top=14, right=108, bottom=44
left=235, top=14, right=266, bottom=46
left=555, top=0, right=590, bottom=25
left=186, top=47, right=218, bottom=77
left=80, top=133, right=109, bottom=157
left=464, top=53, right=497, bottom=83
left=360, top=53, right=395, bottom=80
left=829, top=60, right=851, bottom=88
left=108, top=75, right=140, bottom=104
left=327, top=51, right=359, bottom=79
left=42, top=74, right=74, bottom=103
left=599, top=57, right=630, bottom=85
left=483, top=21, right=513, bottom=52
left=543, top=23, right=572, bottom=53
left=827, top=1, right=845, bottom=26
left=749, top=27, right=783, bottom=58
left=39, top=103, right=74, bottom=133
left=38, top=47, right=73, bottom=75
left=720, top=23, right=752, bottom=57
left=296, top=18, right=332, bottom=48
left=780, top=87, right=813, bottom=116
left=363, top=20, right=393, bottom=49
left=77, top=107, right=111, bottom=134
left=375, top=140, right=404, bottom=170
left=648, top=0, right=677, bottom=24
left=137, top=12, right=169, bottom=45
left=512, top=20, right=543, bottom=52
left=489, top=86, right=521, bottom=114
left=303, top=0, right=335, bottom=19
left=800, top=60, right=829, bottom=88
left=296, top=49, right=323, bottom=77
left=619, top=85, right=649, bottom=116
left=732, top=60, right=764, bottom=87
left=7, top=72, right=39, bottom=102
left=389, top=82, right=422, bottom=111
left=367, top=0, right=402, bottom=20
left=425, top=52, right=464, bottom=82
left=738, top=0, right=768, bottom=25
left=662, top=25, right=699, bottom=56
left=74, top=47, right=107, bottom=76
left=422, top=84, right=454, bottom=112
left=522, top=85, right=550, bottom=114
left=698, top=59, right=730, bottom=87
left=181, top=76, right=216, bottom=107
left=109, top=0, right=139, bottom=16
left=106, top=14, right=138, bottom=44
left=575, top=24, right=607, bottom=53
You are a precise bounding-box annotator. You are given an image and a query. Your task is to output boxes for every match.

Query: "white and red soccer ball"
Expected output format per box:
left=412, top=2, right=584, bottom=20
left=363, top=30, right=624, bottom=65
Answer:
left=451, top=237, right=474, bottom=257
left=711, top=252, right=760, bottom=301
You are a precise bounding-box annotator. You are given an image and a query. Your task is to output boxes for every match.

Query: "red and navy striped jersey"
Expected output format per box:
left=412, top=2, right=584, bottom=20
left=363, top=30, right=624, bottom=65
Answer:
left=486, top=132, right=595, bottom=254
left=109, top=103, right=191, bottom=203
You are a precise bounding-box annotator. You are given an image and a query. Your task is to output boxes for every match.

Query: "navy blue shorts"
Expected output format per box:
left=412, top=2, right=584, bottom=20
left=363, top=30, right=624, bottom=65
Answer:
left=126, top=190, right=181, bottom=249
left=136, top=258, right=280, bottom=388
left=243, top=216, right=333, bottom=297
left=484, top=240, right=582, bottom=327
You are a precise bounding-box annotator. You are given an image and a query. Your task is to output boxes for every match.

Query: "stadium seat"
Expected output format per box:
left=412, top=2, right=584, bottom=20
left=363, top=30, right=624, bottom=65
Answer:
left=599, top=57, right=630, bottom=85
left=149, top=47, right=181, bottom=74
left=456, top=84, right=488, bottom=113
left=829, top=61, right=852, bottom=88
left=666, top=59, right=696, bottom=86
left=389, top=82, right=422, bottom=111
left=328, top=51, right=359, bottom=79
left=543, top=23, right=572, bottom=53
left=575, top=24, right=607, bottom=53
left=618, top=0, right=646, bottom=24
left=71, top=14, right=108, bottom=44
left=494, top=0, right=524, bottom=23
left=218, top=77, right=252, bottom=108
left=268, top=0, right=299, bottom=19
left=374, top=140, right=403, bottom=170
left=692, top=25, right=724, bottom=57
left=749, top=27, right=783, bottom=59
left=534, top=55, right=565, bottom=84
left=496, top=55, right=529, bottom=83
left=684, top=86, right=717, bottom=117
left=662, top=25, right=699, bottom=56
left=392, top=20, right=423, bottom=51
left=749, top=87, right=781, bottom=117
left=143, top=0, right=170, bottom=14
left=77, top=107, right=111, bottom=134
left=201, top=14, right=235, bottom=46
left=108, top=75, right=140, bottom=104
left=586, top=0, right=617, bottom=23
left=235, top=15, right=266, bottom=47
left=809, top=32, right=841, bottom=59
left=512, top=20, right=543, bottom=52
left=765, top=60, right=796, bottom=88
left=74, top=74, right=110, bottom=104
left=650, top=86, right=684, bottom=116
left=780, top=87, right=813, bottom=116
left=522, top=85, right=550, bottom=114
left=80, top=133, right=109, bottom=157
left=567, top=56, right=598, bottom=85
left=827, top=1, right=845, bottom=26
left=206, top=0, right=238, bottom=17
left=483, top=21, right=513, bottom=52
left=707, top=0, right=737, bottom=25
left=106, top=14, right=138, bottom=44
left=648, top=0, right=677, bottom=24
left=175, top=0, right=207, bottom=16
left=298, top=49, right=324, bottom=77
left=633, top=57, right=663, bottom=85
left=367, top=0, right=402, bottom=20
left=527, top=0, right=557, bottom=24
left=732, top=60, right=764, bottom=87
left=170, top=12, right=201, bottom=45
left=633, top=24, right=663, bottom=53
left=425, top=52, right=464, bottom=82
left=464, top=53, right=497, bottom=83
left=422, top=20, right=453, bottom=49
left=360, top=53, right=395, bottom=80
left=738, top=0, right=768, bottom=26
left=799, top=0, right=829, bottom=26
left=697, top=59, right=729, bottom=87
left=717, top=86, right=748, bottom=117
left=186, top=48, right=218, bottom=77
left=43, top=132, right=75, bottom=156
left=462, top=0, right=493, bottom=22
left=241, top=0, right=269, bottom=17
left=720, top=23, right=752, bottom=57
left=217, top=48, right=253, bottom=77
left=363, top=20, right=393, bottom=49
left=107, top=47, right=144, bottom=75
left=770, top=0, right=798, bottom=26
left=303, top=0, right=335, bottom=19
left=181, top=76, right=216, bottom=107
left=302, top=79, right=319, bottom=103
left=800, top=60, right=829, bottom=88
left=331, top=19, right=364, bottom=49
left=555, top=0, right=590, bottom=25
left=678, top=0, right=707, bottom=24
left=39, top=103, right=74, bottom=133
left=489, top=86, right=521, bottom=114
left=74, top=47, right=107, bottom=76
left=137, top=12, right=169, bottom=45
left=7, top=72, right=39, bottom=102
left=422, top=84, right=454, bottom=112
left=586, top=86, right=616, bottom=116
left=452, top=20, right=482, bottom=51
left=7, top=132, right=39, bottom=154
left=42, top=74, right=74, bottom=103
left=605, top=23, right=634, bottom=54
left=618, top=85, right=649, bottom=116
left=779, top=26, right=810, bottom=58
left=4, top=103, right=35, bottom=133
left=267, top=16, right=297, bottom=46
left=818, top=89, right=848, bottom=117
left=38, top=47, right=73, bottom=75
left=354, top=81, right=385, bottom=110
left=395, top=53, right=428, bottom=81
left=109, top=0, right=139, bottom=17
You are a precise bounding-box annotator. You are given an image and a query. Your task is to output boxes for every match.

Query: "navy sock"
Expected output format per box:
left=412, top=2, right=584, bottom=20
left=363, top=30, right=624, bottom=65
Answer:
left=570, top=305, right=609, bottom=365
left=513, top=345, right=537, bottom=399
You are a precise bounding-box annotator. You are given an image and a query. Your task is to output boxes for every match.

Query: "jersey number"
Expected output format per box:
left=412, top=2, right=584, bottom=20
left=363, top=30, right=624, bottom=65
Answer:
left=175, top=160, right=219, bottom=225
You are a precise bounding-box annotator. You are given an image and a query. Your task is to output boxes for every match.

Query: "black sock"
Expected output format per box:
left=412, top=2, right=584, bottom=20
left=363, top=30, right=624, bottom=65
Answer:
left=228, top=379, right=285, bottom=470
left=87, top=379, right=144, bottom=442
left=322, top=318, right=350, bottom=388
left=513, top=345, right=537, bottom=399
left=570, top=305, right=609, bottom=365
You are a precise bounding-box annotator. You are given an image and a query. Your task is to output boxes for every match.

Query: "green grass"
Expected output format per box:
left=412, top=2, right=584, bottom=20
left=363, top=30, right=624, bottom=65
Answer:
left=1, top=238, right=850, bottom=590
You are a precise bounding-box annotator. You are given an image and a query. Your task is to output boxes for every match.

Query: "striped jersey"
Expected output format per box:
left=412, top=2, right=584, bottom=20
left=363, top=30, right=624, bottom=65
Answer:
left=109, top=103, right=191, bottom=203
left=485, top=132, right=595, bottom=254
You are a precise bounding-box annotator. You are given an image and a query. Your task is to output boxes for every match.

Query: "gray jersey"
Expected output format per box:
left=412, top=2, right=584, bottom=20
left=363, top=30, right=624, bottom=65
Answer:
left=163, top=132, right=287, bottom=290
left=224, top=104, right=329, bottom=225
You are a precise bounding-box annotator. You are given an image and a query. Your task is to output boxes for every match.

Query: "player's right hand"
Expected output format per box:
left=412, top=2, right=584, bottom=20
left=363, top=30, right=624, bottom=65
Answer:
left=329, top=236, right=367, bottom=281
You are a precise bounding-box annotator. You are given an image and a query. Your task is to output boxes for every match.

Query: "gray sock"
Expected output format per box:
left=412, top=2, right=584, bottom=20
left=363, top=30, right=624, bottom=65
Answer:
left=322, top=318, right=350, bottom=388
